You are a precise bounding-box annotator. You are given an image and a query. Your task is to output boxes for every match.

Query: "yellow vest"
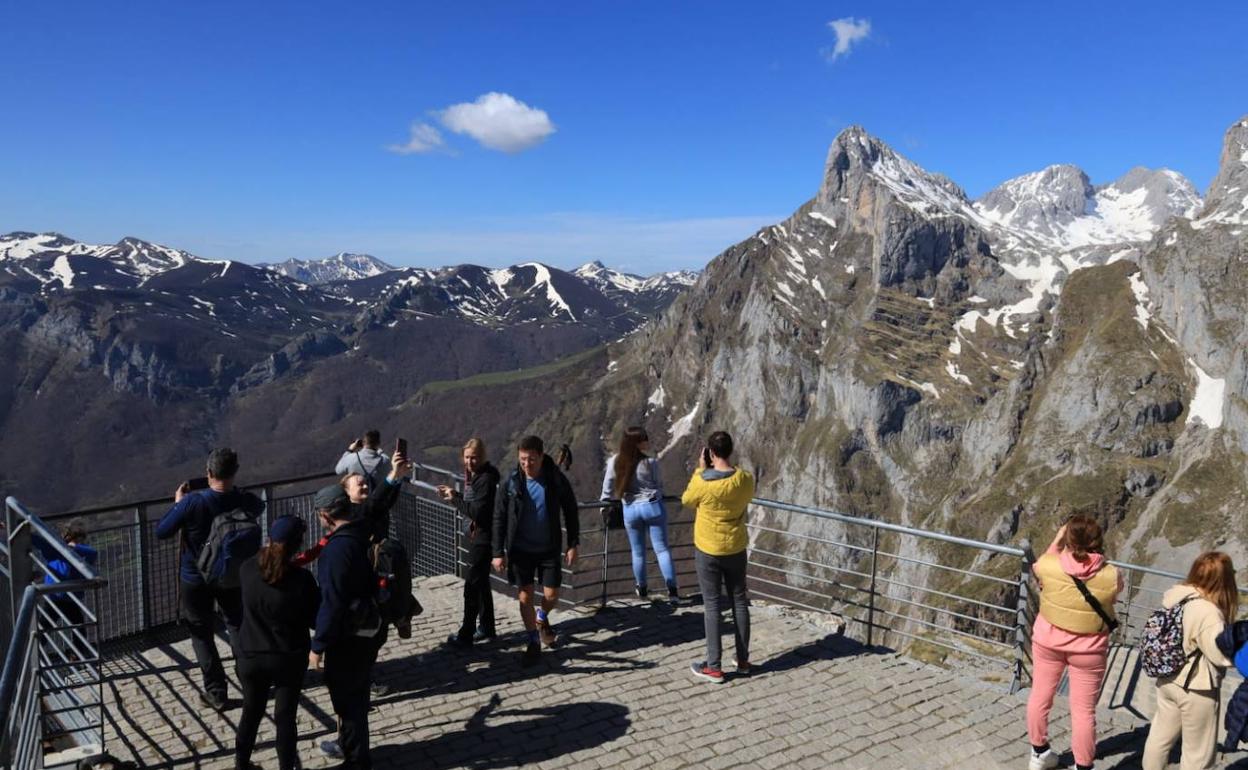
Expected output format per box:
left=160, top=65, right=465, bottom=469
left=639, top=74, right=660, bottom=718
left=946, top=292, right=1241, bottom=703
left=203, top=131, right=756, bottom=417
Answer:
left=681, top=469, right=755, bottom=556
left=1035, top=553, right=1119, bottom=634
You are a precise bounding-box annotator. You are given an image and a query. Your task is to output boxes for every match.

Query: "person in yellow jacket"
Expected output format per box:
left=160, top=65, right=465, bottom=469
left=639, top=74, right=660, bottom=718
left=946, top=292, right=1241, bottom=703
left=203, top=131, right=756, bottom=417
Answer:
left=1142, top=551, right=1238, bottom=770
left=681, top=431, right=755, bottom=684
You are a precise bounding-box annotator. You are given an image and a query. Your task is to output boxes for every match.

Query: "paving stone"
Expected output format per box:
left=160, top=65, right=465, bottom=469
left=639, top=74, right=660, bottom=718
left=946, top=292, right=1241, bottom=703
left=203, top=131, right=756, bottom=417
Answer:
left=98, top=574, right=1176, bottom=769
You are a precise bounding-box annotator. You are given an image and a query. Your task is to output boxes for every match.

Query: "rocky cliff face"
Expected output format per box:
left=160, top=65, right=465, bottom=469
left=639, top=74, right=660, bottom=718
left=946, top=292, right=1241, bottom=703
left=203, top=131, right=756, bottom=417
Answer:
left=542, top=117, right=1248, bottom=583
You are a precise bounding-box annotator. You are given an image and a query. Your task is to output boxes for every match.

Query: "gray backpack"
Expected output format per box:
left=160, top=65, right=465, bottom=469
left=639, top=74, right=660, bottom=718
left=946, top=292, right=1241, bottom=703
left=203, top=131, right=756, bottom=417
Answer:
left=195, top=508, right=262, bottom=589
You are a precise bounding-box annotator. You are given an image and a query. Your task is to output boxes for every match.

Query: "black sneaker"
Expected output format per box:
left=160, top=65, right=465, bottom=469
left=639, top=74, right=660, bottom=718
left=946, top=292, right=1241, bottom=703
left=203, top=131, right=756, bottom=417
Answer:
left=395, top=619, right=413, bottom=639
left=199, top=691, right=227, bottom=711
left=370, top=682, right=392, bottom=697
left=473, top=628, right=496, bottom=643
left=522, top=641, right=541, bottom=667
left=667, top=584, right=681, bottom=605
left=445, top=633, right=473, bottom=650
left=634, top=584, right=649, bottom=599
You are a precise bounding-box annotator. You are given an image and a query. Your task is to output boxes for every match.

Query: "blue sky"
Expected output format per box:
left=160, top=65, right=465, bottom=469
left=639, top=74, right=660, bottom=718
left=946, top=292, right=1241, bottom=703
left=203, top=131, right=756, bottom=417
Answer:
left=3, top=2, right=1246, bottom=274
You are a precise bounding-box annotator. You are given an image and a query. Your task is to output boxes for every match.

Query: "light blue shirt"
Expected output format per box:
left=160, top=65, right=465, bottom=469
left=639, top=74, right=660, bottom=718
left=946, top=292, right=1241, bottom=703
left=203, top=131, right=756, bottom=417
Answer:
left=514, top=476, right=551, bottom=552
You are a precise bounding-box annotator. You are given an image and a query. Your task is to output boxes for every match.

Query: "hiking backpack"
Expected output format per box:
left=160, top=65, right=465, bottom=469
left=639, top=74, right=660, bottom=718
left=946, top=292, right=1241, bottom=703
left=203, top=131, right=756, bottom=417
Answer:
left=1139, top=596, right=1198, bottom=679
left=195, top=508, right=262, bottom=589
left=371, top=537, right=414, bottom=624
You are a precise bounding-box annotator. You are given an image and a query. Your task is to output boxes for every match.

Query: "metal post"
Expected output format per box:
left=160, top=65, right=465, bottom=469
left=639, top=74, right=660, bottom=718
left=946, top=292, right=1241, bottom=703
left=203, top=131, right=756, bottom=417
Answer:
left=600, top=509, right=611, bottom=609
left=134, top=505, right=151, bottom=632
left=1012, top=537, right=1035, bottom=693
left=866, top=526, right=880, bottom=648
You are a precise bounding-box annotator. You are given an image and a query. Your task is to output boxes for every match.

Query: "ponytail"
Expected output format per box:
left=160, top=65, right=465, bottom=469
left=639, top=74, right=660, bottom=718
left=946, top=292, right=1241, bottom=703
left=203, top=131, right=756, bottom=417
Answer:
left=258, top=541, right=290, bottom=585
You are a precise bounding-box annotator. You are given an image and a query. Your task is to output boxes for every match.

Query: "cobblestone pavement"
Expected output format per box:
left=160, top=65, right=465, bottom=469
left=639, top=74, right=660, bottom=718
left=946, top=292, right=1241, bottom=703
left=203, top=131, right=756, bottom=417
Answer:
left=100, top=575, right=1236, bottom=769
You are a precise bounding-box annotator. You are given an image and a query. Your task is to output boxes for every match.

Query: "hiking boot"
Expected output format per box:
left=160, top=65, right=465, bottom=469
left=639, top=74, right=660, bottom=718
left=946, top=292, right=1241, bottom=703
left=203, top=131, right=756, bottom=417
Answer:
left=199, top=691, right=227, bottom=712
left=689, top=661, right=724, bottom=683
left=473, top=628, right=496, bottom=643
left=634, top=584, right=649, bottom=600
left=538, top=620, right=557, bottom=648
left=1028, top=748, right=1059, bottom=770
left=320, top=740, right=344, bottom=759
left=521, top=641, right=541, bottom=667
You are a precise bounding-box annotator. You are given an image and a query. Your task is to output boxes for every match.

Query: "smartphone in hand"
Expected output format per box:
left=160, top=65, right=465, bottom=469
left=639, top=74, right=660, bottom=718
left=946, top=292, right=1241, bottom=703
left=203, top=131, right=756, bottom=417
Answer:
left=186, top=477, right=210, bottom=491
left=701, top=447, right=712, bottom=467
left=395, top=437, right=408, bottom=458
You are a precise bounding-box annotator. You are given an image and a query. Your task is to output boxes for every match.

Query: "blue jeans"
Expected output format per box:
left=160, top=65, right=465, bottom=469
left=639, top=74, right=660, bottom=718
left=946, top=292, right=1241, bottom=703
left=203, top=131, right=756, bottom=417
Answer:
left=623, top=499, right=676, bottom=590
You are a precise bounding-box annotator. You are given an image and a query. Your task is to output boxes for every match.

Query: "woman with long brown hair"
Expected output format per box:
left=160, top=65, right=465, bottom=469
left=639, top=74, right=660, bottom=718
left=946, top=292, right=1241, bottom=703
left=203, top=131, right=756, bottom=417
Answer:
left=1142, top=551, right=1238, bottom=770
left=601, top=426, right=678, bottom=602
left=1026, top=514, right=1123, bottom=770
left=235, top=515, right=320, bottom=770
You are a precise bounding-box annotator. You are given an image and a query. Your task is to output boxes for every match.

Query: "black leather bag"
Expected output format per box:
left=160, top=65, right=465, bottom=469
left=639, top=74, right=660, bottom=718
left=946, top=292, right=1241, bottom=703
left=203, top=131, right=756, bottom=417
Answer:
left=604, top=501, right=625, bottom=530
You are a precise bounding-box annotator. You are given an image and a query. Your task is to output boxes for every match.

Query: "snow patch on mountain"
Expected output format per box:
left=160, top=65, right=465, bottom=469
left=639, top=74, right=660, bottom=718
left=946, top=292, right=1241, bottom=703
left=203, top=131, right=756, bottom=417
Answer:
left=1186, top=360, right=1226, bottom=429
left=50, top=256, right=75, bottom=289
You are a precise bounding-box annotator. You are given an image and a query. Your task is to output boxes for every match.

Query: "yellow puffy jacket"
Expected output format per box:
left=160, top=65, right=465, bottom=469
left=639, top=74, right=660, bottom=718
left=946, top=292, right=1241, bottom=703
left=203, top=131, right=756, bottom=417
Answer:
left=681, top=468, right=755, bottom=556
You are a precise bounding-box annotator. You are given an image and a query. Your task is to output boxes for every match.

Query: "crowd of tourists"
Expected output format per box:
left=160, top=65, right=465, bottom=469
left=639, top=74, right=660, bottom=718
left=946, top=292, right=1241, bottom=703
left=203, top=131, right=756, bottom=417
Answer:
left=36, top=426, right=1245, bottom=770
left=134, top=426, right=753, bottom=770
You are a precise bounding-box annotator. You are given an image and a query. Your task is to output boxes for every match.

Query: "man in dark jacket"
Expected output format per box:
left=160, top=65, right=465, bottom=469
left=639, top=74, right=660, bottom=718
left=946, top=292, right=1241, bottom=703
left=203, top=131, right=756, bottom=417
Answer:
left=439, top=437, right=500, bottom=648
left=491, top=435, right=579, bottom=666
left=156, top=447, right=264, bottom=711
left=311, top=484, right=384, bottom=770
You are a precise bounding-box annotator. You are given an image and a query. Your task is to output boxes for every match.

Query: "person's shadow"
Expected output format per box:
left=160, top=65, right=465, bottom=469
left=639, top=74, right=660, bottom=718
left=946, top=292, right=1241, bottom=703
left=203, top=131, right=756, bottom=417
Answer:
left=370, top=693, right=630, bottom=769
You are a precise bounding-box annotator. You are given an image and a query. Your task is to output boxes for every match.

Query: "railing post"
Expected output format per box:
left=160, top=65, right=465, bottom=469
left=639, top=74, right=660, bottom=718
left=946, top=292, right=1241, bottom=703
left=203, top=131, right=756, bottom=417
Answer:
left=866, top=526, right=879, bottom=648
left=1012, top=537, right=1036, bottom=693
left=600, top=507, right=611, bottom=609
left=135, top=504, right=151, bottom=632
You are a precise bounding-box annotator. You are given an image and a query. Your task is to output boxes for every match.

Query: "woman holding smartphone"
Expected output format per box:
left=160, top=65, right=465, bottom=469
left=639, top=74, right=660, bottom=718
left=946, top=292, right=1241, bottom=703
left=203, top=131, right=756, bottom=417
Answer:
left=439, top=438, right=501, bottom=648
left=601, top=427, right=678, bottom=602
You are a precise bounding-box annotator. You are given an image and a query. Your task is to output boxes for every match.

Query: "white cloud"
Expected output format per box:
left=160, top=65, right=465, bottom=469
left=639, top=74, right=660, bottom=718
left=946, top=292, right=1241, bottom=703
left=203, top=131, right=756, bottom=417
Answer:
left=437, top=92, right=556, bottom=153
left=387, top=122, right=445, bottom=155
left=825, top=17, right=871, bottom=61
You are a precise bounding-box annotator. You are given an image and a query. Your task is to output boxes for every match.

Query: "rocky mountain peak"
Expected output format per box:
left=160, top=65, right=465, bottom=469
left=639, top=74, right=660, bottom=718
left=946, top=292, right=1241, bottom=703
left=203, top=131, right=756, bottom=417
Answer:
left=1195, top=115, right=1248, bottom=226
left=261, top=252, right=395, bottom=284
left=816, top=127, right=971, bottom=218
left=978, top=164, right=1093, bottom=228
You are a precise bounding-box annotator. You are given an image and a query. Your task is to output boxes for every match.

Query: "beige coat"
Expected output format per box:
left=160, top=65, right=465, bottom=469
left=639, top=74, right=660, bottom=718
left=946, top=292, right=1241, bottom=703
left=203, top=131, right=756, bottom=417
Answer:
left=1158, top=584, right=1232, bottom=691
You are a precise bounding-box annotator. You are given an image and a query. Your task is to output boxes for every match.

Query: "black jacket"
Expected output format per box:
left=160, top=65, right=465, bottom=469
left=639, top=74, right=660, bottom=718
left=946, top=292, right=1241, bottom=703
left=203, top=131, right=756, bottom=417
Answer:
left=492, top=455, right=579, bottom=558
left=353, top=476, right=403, bottom=543
left=312, top=519, right=374, bottom=653
left=238, top=556, right=320, bottom=656
left=456, top=463, right=500, bottom=546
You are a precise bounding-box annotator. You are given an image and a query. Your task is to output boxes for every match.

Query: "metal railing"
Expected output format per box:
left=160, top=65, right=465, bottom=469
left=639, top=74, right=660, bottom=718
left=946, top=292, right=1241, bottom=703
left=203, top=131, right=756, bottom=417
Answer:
left=0, top=497, right=107, bottom=770
left=39, top=466, right=1242, bottom=697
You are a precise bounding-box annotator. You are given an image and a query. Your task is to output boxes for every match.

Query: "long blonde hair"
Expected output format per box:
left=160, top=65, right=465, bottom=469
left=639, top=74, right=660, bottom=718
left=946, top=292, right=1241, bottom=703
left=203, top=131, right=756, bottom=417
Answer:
left=1186, top=551, right=1238, bottom=622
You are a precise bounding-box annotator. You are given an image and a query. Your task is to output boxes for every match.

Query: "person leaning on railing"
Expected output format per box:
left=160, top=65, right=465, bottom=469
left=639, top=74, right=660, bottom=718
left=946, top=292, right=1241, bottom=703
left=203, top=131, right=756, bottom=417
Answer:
left=682, top=431, right=755, bottom=684
left=1025, top=515, right=1123, bottom=770
left=1142, top=551, right=1239, bottom=770
left=34, top=518, right=98, bottom=628
left=601, top=426, right=679, bottom=603
left=439, top=437, right=501, bottom=649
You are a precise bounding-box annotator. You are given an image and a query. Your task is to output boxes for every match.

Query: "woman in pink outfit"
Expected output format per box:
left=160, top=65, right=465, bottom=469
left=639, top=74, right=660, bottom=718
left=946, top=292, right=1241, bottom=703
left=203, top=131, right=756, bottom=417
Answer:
left=1026, top=514, right=1123, bottom=770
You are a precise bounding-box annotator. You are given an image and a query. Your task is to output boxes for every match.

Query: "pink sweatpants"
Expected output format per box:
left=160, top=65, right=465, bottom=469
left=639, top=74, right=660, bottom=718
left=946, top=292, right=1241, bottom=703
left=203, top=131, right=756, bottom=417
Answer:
left=1027, top=641, right=1107, bottom=767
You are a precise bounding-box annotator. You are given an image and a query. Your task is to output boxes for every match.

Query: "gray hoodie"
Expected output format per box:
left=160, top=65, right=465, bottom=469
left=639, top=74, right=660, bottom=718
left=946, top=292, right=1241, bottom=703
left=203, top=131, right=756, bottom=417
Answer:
left=335, top=447, right=392, bottom=486
left=600, top=454, right=663, bottom=504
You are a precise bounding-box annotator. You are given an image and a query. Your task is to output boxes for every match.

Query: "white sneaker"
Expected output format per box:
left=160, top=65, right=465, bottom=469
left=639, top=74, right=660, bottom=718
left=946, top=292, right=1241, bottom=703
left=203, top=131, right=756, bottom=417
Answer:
left=1028, top=748, right=1058, bottom=770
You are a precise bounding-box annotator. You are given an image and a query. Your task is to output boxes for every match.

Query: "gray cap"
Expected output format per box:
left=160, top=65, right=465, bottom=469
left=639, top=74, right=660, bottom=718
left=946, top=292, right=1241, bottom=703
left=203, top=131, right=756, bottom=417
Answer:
left=313, top=484, right=349, bottom=516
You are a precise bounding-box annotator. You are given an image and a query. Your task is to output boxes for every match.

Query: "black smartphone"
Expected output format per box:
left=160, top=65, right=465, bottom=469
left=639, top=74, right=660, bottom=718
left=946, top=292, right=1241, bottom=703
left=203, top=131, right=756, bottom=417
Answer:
left=186, top=476, right=209, bottom=491
left=701, top=447, right=712, bottom=467
left=395, top=438, right=408, bottom=458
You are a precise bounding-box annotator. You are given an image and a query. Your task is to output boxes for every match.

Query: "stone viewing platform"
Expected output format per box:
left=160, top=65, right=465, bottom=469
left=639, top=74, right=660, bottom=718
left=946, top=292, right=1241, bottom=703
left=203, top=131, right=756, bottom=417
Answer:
left=100, top=576, right=1179, bottom=770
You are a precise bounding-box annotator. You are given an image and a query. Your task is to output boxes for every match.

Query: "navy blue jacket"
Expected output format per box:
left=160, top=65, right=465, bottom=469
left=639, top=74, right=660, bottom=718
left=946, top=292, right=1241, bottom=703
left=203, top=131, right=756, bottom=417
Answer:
left=1219, top=621, right=1248, bottom=749
left=312, top=518, right=374, bottom=653
left=34, top=537, right=98, bottom=601
left=156, top=488, right=265, bottom=585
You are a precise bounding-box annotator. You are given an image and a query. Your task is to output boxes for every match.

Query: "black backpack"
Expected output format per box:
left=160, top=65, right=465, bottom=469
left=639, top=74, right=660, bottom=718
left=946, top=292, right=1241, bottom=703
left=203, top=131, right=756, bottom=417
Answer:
left=195, top=508, right=261, bottom=589
left=371, top=538, right=413, bottom=624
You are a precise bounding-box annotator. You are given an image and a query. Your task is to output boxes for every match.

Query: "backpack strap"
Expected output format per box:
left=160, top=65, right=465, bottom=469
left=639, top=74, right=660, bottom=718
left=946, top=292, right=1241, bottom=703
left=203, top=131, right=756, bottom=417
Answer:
left=1174, top=595, right=1204, bottom=690
left=1070, top=575, right=1120, bottom=633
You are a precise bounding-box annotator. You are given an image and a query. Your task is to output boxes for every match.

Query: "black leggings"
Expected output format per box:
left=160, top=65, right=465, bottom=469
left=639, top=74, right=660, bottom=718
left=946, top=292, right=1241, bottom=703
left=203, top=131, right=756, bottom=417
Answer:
left=235, top=652, right=308, bottom=770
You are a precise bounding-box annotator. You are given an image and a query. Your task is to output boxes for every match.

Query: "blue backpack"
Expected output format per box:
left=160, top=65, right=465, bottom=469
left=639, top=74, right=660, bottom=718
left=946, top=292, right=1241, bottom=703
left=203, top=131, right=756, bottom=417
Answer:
left=195, top=508, right=262, bottom=589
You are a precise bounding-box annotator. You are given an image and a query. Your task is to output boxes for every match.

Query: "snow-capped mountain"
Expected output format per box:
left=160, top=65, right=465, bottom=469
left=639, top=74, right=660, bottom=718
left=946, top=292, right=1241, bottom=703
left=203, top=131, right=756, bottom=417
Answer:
left=259, top=252, right=396, bottom=284
left=0, top=232, right=197, bottom=291
left=573, top=261, right=699, bottom=316
left=976, top=165, right=1201, bottom=248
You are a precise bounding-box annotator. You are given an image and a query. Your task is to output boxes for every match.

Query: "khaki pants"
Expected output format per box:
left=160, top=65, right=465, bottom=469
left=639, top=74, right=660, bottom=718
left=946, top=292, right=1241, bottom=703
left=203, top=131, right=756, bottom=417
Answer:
left=1142, top=681, right=1221, bottom=770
